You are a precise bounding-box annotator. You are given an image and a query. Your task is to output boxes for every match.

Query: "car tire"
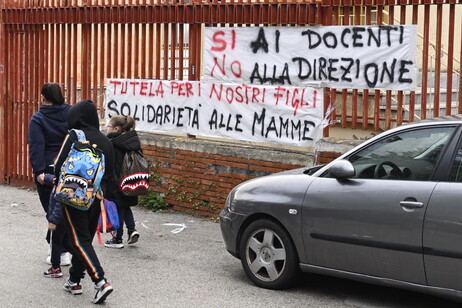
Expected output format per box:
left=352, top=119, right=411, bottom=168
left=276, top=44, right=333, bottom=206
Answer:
left=239, top=219, right=299, bottom=290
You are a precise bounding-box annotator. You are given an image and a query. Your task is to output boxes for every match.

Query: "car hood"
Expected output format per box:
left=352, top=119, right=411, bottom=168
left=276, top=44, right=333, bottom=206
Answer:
left=230, top=167, right=316, bottom=215
left=268, top=166, right=312, bottom=176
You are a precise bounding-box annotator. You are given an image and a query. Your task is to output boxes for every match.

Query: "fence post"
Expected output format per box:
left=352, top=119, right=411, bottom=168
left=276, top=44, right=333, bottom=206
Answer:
left=0, top=1, right=5, bottom=183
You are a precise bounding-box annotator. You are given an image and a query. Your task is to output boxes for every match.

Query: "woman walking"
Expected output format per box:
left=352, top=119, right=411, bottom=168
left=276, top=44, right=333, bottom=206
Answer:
left=28, top=82, right=71, bottom=273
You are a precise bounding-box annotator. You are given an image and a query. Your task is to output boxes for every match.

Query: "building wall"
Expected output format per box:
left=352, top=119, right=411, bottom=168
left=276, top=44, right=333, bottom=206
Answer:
left=139, top=132, right=359, bottom=217
left=139, top=133, right=313, bottom=217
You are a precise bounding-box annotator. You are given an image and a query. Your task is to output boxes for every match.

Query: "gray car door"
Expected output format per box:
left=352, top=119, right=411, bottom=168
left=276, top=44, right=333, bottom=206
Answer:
left=302, top=125, right=456, bottom=285
left=423, top=143, right=462, bottom=291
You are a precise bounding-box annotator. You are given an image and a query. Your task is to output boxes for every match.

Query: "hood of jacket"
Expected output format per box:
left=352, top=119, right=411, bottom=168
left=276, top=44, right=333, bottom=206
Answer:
left=67, top=100, right=100, bottom=130
left=108, top=130, right=141, bottom=152
left=39, top=104, right=70, bottom=122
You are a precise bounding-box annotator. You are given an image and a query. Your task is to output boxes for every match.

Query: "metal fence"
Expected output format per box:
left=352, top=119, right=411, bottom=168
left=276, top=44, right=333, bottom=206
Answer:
left=0, top=0, right=460, bottom=185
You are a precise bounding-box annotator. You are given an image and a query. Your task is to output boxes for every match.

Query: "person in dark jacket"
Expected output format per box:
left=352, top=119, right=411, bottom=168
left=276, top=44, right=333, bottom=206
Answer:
left=27, top=82, right=71, bottom=272
left=104, top=115, right=142, bottom=249
left=28, top=83, right=70, bottom=213
left=53, top=100, right=115, bottom=304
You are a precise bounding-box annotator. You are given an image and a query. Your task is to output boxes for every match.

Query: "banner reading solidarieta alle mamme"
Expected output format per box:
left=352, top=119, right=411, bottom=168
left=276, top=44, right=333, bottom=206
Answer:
left=105, top=79, right=324, bottom=147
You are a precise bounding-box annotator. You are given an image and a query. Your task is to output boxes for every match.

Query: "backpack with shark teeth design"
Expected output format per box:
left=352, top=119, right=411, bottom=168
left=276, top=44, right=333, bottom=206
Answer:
left=54, top=129, right=105, bottom=210
left=119, top=150, right=150, bottom=196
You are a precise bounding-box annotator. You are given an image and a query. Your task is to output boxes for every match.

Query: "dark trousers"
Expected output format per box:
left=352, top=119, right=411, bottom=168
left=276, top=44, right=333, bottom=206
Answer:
left=63, top=201, right=105, bottom=283
left=115, top=206, right=136, bottom=240
left=36, top=181, right=53, bottom=243
left=36, top=181, right=52, bottom=213
left=50, top=226, right=67, bottom=268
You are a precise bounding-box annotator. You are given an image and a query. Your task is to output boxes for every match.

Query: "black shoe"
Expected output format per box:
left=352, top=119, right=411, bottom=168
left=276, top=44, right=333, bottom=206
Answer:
left=43, top=267, right=63, bottom=278
left=63, top=278, right=83, bottom=295
left=93, top=279, right=113, bottom=304
left=127, top=230, right=139, bottom=245
left=104, top=238, right=124, bottom=249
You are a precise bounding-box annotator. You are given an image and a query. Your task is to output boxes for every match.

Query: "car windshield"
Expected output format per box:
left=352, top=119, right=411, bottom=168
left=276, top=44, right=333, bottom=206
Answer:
left=350, top=128, right=453, bottom=163
left=350, top=133, right=449, bottom=162
left=348, top=126, right=456, bottom=180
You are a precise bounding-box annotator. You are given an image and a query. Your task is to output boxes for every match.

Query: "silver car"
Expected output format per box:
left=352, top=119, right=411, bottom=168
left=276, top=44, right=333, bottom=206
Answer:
left=220, top=119, right=462, bottom=302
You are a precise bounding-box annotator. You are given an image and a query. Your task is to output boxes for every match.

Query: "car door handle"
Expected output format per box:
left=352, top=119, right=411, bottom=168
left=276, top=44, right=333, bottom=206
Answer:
left=400, top=201, right=424, bottom=208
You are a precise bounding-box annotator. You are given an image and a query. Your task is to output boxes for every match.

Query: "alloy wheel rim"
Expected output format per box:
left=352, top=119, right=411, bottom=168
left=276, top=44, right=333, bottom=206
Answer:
left=245, top=228, right=287, bottom=282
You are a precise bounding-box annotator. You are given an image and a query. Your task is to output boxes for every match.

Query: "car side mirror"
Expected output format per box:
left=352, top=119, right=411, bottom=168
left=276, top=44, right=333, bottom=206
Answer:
left=328, top=160, right=355, bottom=179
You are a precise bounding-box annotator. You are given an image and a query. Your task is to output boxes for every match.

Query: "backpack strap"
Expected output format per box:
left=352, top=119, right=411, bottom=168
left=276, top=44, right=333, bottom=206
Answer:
left=97, top=199, right=106, bottom=245
left=71, top=129, right=87, bottom=142
left=53, top=129, right=85, bottom=168
left=54, top=133, right=71, bottom=166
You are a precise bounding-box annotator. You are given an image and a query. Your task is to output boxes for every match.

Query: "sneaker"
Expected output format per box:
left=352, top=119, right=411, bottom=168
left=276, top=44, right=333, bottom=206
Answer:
left=43, top=267, right=63, bottom=278
left=61, top=252, right=71, bottom=266
left=127, top=230, right=139, bottom=245
left=104, top=238, right=124, bottom=249
left=63, top=279, right=83, bottom=295
left=93, top=279, right=113, bottom=304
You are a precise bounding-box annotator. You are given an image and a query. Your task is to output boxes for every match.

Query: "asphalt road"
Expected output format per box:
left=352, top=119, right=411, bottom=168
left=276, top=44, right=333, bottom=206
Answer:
left=0, top=184, right=459, bottom=308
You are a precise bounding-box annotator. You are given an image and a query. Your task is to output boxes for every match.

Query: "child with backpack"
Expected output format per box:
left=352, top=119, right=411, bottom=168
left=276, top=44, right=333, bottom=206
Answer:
left=104, top=115, right=146, bottom=248
left=53, top=100, right=116, bottom=304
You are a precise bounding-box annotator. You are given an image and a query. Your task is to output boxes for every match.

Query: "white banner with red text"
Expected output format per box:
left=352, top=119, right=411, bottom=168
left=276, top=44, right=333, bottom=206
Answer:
left=204, top=25, right=417, bottom=91
left=105, top=79, right=324, bottom=147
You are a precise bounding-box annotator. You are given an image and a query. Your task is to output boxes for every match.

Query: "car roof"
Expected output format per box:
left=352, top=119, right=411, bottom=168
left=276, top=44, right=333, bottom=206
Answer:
left=400, top=115, right=462, bottom=130
left=417, top=114, right=462, bottom=123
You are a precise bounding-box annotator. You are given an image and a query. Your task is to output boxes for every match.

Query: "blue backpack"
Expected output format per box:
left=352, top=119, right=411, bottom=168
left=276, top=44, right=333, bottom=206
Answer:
left=54, top=129, right=105, bottom=210
left=96, top=199, right=120, bottom=244
left=97, top=199, right=119, bottom=232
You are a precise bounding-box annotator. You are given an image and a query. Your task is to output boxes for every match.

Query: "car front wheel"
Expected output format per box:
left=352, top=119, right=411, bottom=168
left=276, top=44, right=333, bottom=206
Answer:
left=239, top=219, right=299, bottom=289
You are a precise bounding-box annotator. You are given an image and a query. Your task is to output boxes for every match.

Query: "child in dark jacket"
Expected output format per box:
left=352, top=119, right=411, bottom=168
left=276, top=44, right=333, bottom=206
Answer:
left=104, top=115, right=141, bottom=249
left=54, top=100, right=115, bottom=304
left=43, top=173, right=69, bottom=278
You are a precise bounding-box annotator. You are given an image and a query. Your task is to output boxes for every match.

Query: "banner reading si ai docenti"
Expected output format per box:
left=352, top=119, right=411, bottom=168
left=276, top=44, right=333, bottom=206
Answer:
left=204, top=25, right=417, bottom=91
left=105, top=79, right=324, bottom=147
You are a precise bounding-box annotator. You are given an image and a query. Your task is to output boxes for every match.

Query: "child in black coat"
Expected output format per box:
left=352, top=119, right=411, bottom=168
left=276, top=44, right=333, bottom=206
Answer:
left=104, top=115, right=142, bottom=249
left=53, top=100, right=115, bottom=304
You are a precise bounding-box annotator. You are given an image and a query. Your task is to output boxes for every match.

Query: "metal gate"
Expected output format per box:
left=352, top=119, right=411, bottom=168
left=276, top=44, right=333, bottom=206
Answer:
left=0, top=0, right=461, bottom=185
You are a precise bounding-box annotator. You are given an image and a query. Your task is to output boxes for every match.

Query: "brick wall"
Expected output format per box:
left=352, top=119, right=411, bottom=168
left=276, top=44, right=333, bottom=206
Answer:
left=314, top=138, right=363, bottom=165
left=315, top=151, right=342, bottom=164
left=139, top=133, right=314, bottom=217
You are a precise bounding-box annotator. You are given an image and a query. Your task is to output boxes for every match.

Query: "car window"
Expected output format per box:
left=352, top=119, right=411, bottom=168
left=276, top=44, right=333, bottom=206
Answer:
left=449, top=145, right=462, bottom=182
left=348, top=126, right=456, bottom=181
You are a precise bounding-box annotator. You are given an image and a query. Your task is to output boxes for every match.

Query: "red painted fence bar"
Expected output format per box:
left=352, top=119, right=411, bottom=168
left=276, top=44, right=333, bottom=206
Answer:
left=0, top=0, right=461, bottom=186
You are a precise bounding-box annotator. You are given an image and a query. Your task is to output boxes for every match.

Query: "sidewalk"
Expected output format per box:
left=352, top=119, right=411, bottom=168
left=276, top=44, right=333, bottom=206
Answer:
left=0, top=184, right=235, bottom=307
left=1, top=184, right=455, bottom=308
